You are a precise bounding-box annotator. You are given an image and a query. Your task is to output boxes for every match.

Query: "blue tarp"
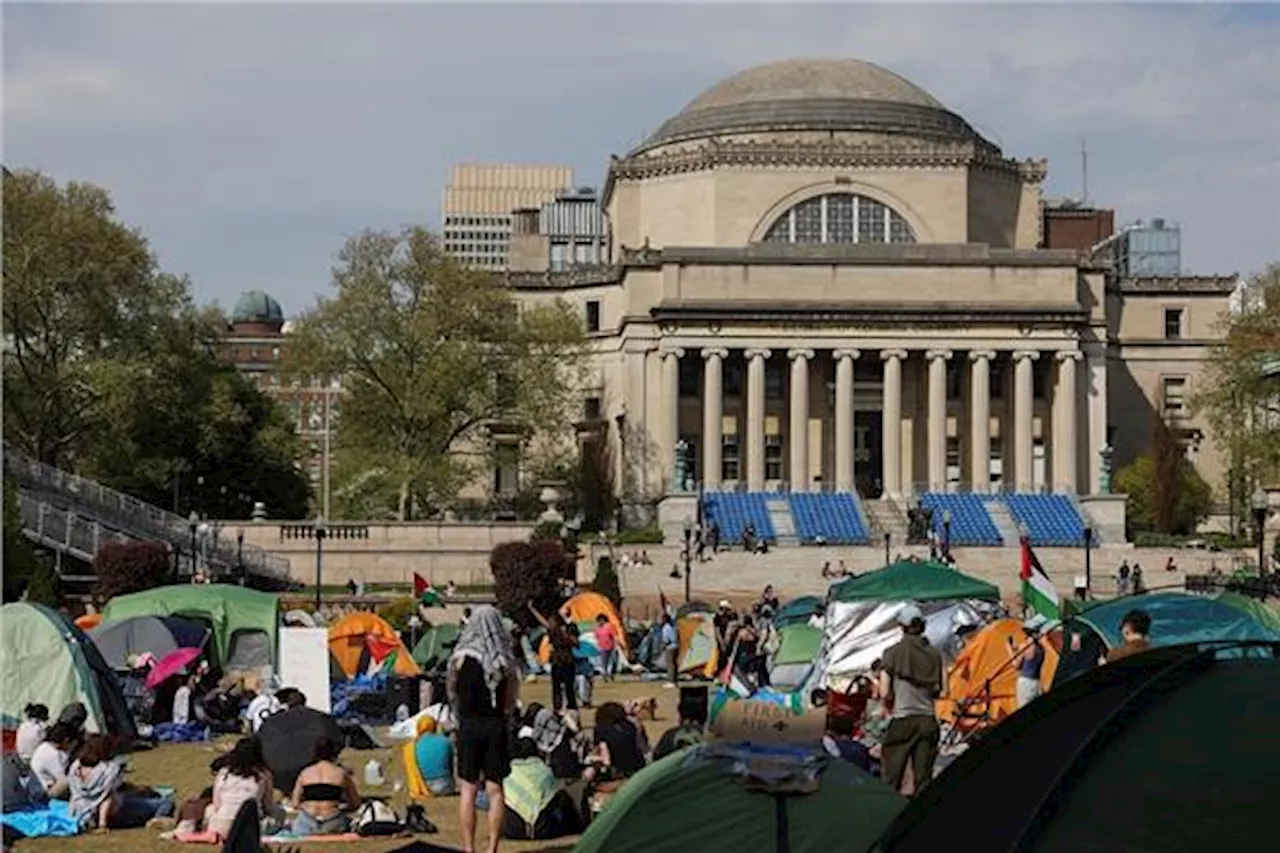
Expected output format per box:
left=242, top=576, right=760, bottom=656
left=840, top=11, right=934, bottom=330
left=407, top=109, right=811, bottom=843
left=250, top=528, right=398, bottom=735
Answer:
left=330, top=672, right=389, bottom=722
left=0, top=800, right=79, bottom=838
left=152, top=721, right=210, bottom=743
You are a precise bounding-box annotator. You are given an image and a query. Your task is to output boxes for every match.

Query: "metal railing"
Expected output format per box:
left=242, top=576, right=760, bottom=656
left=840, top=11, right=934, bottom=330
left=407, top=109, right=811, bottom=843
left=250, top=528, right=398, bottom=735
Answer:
left=4, top=447, right=290, bottom=581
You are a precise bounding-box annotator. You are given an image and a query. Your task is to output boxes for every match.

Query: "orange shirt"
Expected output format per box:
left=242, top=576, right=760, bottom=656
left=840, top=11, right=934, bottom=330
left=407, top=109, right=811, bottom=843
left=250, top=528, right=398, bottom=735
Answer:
left=1105, top=638, right=1152, bottom=663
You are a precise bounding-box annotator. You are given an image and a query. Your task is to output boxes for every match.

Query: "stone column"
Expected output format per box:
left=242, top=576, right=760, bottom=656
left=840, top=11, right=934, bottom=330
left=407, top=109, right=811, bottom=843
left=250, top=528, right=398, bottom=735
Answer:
left=1085, top=342, right=1108, bottom=495
left=969, top=351, right=995, bottom=491
left=833, top=349, right=859, bottom=491
left=1013, top=350, right=1039, bottom=491
left=660, top=347, right=685, bottom=490
left=1054, top=351, right=1082, bottom=493
left=745, top=348, right=771, bottom=491
left=926, top=349, right=952, bottom=491
left=880, top=349, right=907, bottom=498
left=787, top=349, right=814, bottom=491
left=701, top=348, right=728, bottom=488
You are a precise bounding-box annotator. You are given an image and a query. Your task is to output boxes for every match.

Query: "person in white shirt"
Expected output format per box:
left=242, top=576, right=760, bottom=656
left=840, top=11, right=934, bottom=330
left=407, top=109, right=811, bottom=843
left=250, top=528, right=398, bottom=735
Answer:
left=16, top=704, right=49, bottom=760
left=172, top=673, right=198, bottom=725
left=29, top=722, right=76, bottom=799
left=245, top=691, right=282, bottom=733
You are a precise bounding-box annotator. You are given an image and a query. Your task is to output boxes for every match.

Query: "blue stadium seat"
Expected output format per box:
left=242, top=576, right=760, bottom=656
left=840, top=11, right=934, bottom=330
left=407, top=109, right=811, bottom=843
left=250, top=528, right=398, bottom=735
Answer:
left=787, top=493, right=870, bottom=545
left=703, top=493, right=776, bottom=544
left=1004, top=494, right=1090, bottom=547
left=919, top=493, right=1003, bottom=546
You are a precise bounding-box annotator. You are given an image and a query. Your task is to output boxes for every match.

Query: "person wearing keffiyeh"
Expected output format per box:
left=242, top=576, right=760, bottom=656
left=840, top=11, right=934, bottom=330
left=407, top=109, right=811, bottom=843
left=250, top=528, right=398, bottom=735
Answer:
left=447, top=605, right=520, bottom=853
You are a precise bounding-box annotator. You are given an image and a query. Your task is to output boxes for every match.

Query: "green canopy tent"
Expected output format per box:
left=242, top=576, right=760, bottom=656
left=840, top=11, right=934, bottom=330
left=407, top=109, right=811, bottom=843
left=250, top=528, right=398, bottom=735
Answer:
left=774, top=596, right=824, bottom=628
left=829, top=559, right=1000, bottom=603
left=575, top=743, right=906, bottom=853
left=101, top=584, right=280, bottom=669
left=1, top=603, right=138, bottom=739
left=411, top=622, right=461, bottom=670
left=769, top=624, right=824, bottom=690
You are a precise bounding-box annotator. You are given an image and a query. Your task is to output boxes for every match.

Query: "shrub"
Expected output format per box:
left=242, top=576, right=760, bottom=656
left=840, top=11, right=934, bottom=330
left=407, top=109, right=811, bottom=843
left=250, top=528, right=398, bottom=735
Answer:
left=593, top=555, right=622, bottom=610
left=24, top=559, right=60, bottom=607
left=614, top=524, right=664, bottom=545
left=378, top=597, right=418, bottom=632
left=490, top=540, right=570, bottom=629
left=93, top=540, right=172, bottom=601
left=1116, top=447, right=1213, bottom=536
left=531, top=520, right=566, bottom=542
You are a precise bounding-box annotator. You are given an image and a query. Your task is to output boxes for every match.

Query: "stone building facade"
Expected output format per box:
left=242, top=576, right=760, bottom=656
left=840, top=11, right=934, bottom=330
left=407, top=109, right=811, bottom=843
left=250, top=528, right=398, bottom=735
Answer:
left=506, top=58, right=1239, bottom=511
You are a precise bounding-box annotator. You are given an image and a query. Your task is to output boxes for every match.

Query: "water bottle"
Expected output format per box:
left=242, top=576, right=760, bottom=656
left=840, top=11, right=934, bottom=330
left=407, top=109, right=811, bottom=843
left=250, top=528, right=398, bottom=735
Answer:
left=395, top=703, right=409, bottom=723
left=364, top=758, right=385, bottom=787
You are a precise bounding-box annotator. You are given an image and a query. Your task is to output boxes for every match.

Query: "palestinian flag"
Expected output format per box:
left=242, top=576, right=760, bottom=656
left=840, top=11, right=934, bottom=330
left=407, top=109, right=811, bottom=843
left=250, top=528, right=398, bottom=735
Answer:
left=365, top=634, right=401, bottom=674
left=1020, top=538, right=1061, bottom=621
left=415, top=572, right=444, bottom=608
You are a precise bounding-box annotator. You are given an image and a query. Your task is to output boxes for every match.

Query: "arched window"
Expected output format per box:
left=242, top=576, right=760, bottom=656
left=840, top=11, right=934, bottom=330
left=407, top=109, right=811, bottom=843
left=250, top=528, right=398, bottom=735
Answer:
left=762, top=193, right=916, bottom=245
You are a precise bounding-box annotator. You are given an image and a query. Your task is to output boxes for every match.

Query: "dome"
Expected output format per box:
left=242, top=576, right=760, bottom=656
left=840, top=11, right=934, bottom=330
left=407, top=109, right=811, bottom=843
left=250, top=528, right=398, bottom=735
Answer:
left=231, top=290, right=284, bottom=327
left=636, top=58, right=984, bottom=154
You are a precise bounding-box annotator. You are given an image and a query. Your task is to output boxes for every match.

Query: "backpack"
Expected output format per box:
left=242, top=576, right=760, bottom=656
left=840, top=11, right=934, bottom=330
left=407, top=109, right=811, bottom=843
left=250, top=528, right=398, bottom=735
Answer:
left=1, top=753, right=47, bottom=813
left=353, top=798, right=402, bottom=837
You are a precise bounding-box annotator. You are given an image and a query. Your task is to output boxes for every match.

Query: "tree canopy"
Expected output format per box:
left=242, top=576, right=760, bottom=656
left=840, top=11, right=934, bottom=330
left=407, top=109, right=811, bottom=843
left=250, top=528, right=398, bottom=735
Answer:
left=2, top=169, right=311, bottom=519
left=1116, top=416, right=1213, bottom=536
left=286, top=226, right=585, bottom=519
left=1197, top=262, right=1280, bottom=519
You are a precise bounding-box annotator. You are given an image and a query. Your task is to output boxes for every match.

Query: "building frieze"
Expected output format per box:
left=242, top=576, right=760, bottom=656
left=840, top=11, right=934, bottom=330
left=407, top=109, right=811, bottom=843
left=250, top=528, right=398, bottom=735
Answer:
left=650, top=300, right=1088, bottom=330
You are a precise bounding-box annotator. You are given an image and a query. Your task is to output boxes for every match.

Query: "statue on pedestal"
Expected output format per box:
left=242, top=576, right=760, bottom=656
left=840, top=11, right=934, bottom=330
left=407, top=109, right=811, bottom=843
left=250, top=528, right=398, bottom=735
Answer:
left=674, top=439, right=690, bottom=493
left=1099, top=444, right=1114, bottom=495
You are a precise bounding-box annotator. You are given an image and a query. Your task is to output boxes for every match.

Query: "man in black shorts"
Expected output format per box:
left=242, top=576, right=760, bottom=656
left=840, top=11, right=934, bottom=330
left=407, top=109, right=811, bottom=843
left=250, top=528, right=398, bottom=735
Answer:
left=447, top=605, right=520, bottom=853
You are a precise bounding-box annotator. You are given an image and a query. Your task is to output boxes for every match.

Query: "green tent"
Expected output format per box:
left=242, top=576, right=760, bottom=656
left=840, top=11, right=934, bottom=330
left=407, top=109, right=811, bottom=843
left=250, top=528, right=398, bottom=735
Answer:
left=411, top=622, right=461, bottom=669
left=1, top=603, right=137, bottom=738
left=1216, top=592, right=1280, bottom=634
left=774, top=624, right=823, bottom=665
left=102, top=584, right=279, bottom=668
left=575, top=744, right=906, bottom=853
left=774, top=596, right=823, bottom=628
left=830, top=559, right=1000, bottom=603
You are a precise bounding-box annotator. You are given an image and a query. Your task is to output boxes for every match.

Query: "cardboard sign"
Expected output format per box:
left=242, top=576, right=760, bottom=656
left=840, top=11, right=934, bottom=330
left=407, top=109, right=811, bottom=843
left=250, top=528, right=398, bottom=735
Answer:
left=278, top=627, right=332, bottom=713
left=710, top=699, right=826, bottom=744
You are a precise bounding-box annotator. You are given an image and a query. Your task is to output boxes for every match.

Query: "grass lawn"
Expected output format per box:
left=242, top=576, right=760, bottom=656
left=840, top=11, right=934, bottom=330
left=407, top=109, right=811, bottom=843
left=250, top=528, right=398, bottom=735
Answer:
left=17, top=678, right=683, bottom=853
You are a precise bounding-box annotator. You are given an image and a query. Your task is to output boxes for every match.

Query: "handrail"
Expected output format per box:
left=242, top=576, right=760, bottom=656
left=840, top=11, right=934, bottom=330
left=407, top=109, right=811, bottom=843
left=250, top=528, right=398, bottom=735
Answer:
left=4, top=446, right=289, bottom=580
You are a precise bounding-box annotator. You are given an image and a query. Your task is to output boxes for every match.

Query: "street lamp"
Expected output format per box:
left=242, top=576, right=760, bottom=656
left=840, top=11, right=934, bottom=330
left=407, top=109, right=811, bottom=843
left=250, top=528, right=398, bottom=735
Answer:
left=1083, top=524, right=1094, bottom=599
left=188, top=511, right=199, bottom=577
left=313, top=516, right=329, bottom=609
left=1251, top=487, right=1268, bottom=576
left=883, top=531, right=891, bottom=565
left=682, top=516, right=694, bottom=603
left=941, top=509, right=953, bottom=560
left=236, top=528, right=246, bottom=586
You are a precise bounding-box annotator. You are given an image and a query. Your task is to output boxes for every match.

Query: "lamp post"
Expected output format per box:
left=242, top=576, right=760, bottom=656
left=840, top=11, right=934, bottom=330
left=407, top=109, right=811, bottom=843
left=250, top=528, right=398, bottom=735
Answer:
left=883, top=531, right=891, bottom=565
left=682, top=516, right=694, bottom=603
left=942, top=509, right=953, bottom=560
left=236, top=528, right=246, bottom=586
left=1083, top=524, right=1094, bottom=599
left=1251, top=487, right=1268, bottom=576
left=313, top=516, right=328, bottom=609
left=188, top=511, right=199, bottom=577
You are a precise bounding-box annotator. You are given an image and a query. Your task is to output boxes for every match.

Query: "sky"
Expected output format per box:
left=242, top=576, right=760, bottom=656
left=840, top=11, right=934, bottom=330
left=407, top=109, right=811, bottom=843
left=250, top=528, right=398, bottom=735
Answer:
left=4, top=1, right=1279, bottom=314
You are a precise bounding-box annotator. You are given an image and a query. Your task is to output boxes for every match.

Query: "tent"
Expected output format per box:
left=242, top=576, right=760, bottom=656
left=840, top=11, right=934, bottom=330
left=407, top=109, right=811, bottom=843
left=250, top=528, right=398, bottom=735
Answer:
left=575, top=743, right=906, bottom=853
left=676, top=609, right=719, bottom=677
left=1053, top=591, right=1280, bottom=686
left=101, top=584, right=280, bottom=669
left=935, top=618, right=1059, bottom=732
left=829, top=559, right=1000, bottom=603
left=769, top=624, right=824, bottom=690
left=774, top=596, right=823, bottom=628
left=411, top=622, right=461, bottom=671
left=0, top=603, right=138, bottom=740
left=536, top=591, right=629, bottom=665
left=90, top=615, right=211, bottom=671
left=873, top=642, right=1280, bottom=852
left=327, top=611, right=420, bottom=679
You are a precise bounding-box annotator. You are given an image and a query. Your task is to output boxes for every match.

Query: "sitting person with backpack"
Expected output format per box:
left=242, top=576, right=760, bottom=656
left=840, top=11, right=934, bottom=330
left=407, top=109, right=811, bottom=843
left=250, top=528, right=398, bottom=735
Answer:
left=652, top=692, right=707, bottom=761
left=499, top=738, right=582, bottom=841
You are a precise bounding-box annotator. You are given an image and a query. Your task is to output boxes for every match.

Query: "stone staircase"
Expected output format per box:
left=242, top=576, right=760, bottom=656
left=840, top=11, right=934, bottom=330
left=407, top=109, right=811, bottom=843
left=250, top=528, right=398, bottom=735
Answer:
left=764, top=497, right=798, bottom=545
left=984, top=499, right=1023, bottom=546
left=864, top=497, right=908, bottom=546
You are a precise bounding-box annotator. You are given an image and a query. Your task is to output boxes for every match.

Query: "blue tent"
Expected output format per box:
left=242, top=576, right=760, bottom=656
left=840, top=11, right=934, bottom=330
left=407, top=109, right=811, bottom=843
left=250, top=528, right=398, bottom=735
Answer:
left=1054, top=592, right=1280, bottom=686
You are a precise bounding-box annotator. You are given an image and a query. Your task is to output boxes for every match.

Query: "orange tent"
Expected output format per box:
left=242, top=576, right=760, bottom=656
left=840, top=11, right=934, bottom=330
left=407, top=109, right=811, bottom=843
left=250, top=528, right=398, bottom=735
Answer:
left=75, top=613, right=102, bottom=631
left=537, top=591, right=628, bottom=664
left=937, top=618, right=1059, bottom=731
left=327, top=611, right=420, bottom=679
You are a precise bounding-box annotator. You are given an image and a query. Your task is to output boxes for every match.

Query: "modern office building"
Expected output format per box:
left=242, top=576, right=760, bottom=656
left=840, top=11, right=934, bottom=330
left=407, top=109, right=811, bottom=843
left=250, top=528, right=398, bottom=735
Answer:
left=508, top=186, right=609, bottom=273
left=441, top=164, right=574, bottom=269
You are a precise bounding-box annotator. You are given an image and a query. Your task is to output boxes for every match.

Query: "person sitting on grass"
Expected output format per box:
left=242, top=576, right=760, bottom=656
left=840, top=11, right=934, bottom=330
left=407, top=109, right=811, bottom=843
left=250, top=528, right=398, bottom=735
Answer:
left=288, top=737, right=361, bottom=836
left=16, top=704, right=49, bottom=761
left=205, top=738, right=276, bottom=840
left=68, top=734, right=174, bottom=832
left=585, top=703, right=646, bottom=782
left=412, top=716, right=457, bottom=797
left=652, top=695, right=707, bottom=761
left=29, top=722, right=76, bottom=800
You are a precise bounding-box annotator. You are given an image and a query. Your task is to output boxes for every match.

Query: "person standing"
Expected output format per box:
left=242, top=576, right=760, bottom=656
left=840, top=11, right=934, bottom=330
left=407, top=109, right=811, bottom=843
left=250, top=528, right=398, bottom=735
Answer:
left=659, top=614, right=679, bottom=688
left=1011, top=616, right=1048, bottom=709
left=593, top=615, right=619, bottom=682
left=878, top=604, right=944, bottom=796
left=448, top=605, right=520, bottom=853
left=529, top=605, right=577, bottom=712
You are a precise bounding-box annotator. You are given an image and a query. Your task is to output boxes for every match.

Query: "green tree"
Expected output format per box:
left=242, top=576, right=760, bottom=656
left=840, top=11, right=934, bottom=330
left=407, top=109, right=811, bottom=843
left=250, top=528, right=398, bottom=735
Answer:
left=2, top=472, right=39, bottom=601
left=92, top=540, right=172, bottom=600
left=1115, top=440, right=1213, bottom=536
left=592, top=555, right=623, bottom=611
left=286, top=227, right=585, bottom=519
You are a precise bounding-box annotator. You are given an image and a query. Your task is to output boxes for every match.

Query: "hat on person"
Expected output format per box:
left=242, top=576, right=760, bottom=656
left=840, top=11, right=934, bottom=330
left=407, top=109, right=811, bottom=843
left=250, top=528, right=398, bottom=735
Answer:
left=896, top=603, right=925, bottom=626
left=1023, top=614, right=1049, bottom=633
left=718, top=599, right=732, bottom=610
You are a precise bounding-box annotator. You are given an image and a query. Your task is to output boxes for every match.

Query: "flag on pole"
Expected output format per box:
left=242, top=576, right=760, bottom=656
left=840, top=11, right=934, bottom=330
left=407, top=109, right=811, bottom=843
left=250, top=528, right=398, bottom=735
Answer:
left=413, top=573, right=430, bottom=596
left=1020, top=537, right=1061, bottom=621
left=414, top=572, right=444, bottom=608
left=658, top=588, right=673, bottom=619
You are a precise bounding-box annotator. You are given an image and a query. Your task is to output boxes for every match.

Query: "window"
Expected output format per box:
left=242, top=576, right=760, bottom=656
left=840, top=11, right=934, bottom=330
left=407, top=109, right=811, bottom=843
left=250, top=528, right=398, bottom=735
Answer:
left=765, top=434, right=783, bottom=481
left=583, top=396, right=602, bottom=420
left=991, top=361, right=1006, bottom=400
left=722, top=434, right=740, bottom=481
left=585, top=300, right=600, bottom=333
left=762, top=193, right=916, bottom=245
left=679, top=434, right=699, bottom=481
left=1163, top=377, right=1188, bottom=415
left=493, top=443, right=520, bottom=496
left=496, top=372, right=517, bottom=409
left=1033, top=361, right=1047, bottom=401
left=765, top=361, right=785, bottom=400
left=550, top=243, right=567, bottom=271
left=724, top=361, right=744, bottom=397
left=679, top=358, right=699, bottom=397
left=946, top=363, right=962, bottom=401
left=1164, top=308, right=1185, bottom=340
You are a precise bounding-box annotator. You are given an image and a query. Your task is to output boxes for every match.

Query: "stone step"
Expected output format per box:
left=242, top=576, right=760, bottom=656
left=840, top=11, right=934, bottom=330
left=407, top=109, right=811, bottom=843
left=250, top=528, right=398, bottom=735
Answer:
left=985, top=500, right=1023, bottom=546
left=765, top=497, right=797, bottom=544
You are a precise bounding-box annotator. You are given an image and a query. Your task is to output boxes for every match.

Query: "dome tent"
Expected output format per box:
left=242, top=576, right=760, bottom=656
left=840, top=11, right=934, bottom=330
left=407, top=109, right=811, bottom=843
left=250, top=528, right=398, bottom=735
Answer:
left=873, top=642, right=1280, bottom=853
left=327, top=611, right=420, bottom=679
left=575, top=742, right=905, bottom=853
left=1, top=603, right=137, bottom=739
left=90, top=615, right=210, bottom=670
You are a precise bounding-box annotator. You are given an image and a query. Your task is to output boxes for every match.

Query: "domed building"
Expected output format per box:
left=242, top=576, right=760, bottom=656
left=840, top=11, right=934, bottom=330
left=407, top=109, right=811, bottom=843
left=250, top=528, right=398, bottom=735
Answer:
left=509, top=58, right=1235, bottom=537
